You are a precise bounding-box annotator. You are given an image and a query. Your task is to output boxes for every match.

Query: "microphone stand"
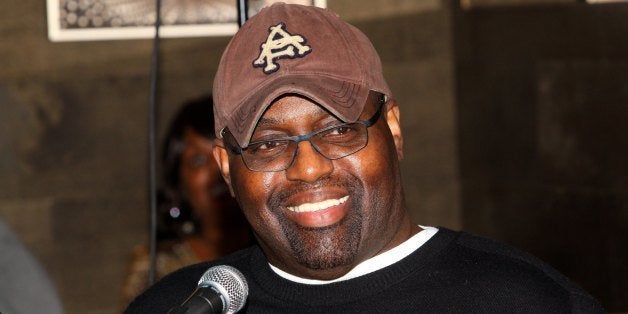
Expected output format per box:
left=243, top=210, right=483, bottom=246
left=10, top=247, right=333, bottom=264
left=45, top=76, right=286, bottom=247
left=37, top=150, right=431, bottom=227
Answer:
left=148, top=0, right=162, bottom=286
left=147, top=0, right=248, bottom=290
left=237, top=0, right=249, bottom=27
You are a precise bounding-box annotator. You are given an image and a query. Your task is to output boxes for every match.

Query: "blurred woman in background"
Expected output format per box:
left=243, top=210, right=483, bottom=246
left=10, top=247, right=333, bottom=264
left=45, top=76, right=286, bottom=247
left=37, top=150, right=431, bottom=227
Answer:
left=120, top=95, right=251, bottom=307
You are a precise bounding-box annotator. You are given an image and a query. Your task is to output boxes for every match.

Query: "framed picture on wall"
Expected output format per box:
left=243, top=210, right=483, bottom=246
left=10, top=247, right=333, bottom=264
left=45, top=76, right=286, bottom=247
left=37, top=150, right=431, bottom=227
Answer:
left=47, top=0, right=327, bottom=42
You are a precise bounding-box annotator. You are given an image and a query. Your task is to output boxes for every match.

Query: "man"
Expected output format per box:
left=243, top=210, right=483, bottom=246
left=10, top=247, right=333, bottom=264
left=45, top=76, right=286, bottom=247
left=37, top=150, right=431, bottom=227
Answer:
left=126, top=3, right=603, bottom=312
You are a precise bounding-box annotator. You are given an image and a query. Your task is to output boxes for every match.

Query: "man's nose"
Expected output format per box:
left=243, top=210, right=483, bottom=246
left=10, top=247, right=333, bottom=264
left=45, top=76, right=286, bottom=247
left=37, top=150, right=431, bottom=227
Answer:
left=285, top=140, right=333, bottom=183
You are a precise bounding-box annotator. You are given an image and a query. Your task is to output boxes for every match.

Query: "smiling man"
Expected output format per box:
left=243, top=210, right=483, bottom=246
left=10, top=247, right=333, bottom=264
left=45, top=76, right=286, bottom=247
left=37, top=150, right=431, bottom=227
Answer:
left=217, top=90, right=416, bottom=282
left=126, top=3, right=603, bottom=313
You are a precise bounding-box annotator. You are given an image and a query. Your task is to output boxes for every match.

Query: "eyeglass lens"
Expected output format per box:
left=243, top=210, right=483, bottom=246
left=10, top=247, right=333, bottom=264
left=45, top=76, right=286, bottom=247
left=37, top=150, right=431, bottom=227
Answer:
left=242, top=122, right=369, bottom=172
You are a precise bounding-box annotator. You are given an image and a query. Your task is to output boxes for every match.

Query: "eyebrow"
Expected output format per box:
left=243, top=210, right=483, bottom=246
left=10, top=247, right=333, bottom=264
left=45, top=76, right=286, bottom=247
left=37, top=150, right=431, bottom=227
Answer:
left=255, top=117, right=281, bottom=128
left=254, top=99, right=346, bottom=132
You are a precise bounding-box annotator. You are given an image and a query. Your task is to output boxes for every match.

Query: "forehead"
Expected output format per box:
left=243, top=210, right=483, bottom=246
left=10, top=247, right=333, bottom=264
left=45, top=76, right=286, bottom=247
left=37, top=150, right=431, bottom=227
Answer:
left=256, top=95, right=335, bottom=128
left=183, top=128, right=213, bottom=146
left=253, top=91, right=382, bottom=131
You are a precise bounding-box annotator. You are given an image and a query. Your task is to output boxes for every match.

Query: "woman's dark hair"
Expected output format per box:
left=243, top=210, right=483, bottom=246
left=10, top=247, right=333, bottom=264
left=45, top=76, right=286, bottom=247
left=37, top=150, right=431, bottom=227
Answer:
left=158, top=95, right=215, bottom=240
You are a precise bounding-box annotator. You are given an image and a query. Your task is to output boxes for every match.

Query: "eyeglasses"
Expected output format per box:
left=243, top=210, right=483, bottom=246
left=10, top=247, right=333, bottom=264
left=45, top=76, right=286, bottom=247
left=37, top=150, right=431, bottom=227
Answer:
left=223, top=101, right=385, bottom=172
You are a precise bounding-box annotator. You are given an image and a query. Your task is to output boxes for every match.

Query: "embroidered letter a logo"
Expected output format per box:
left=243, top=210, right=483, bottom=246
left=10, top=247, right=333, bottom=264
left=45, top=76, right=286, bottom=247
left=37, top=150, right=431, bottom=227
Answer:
left=253, top=23, right=311, bottom=74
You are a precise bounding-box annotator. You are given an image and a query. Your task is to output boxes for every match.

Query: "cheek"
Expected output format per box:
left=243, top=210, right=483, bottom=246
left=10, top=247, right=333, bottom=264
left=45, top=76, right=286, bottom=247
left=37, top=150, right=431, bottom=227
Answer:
left=181, top=169, right=218, bottom=209
left=182, top=168, right=206, bottom=191
left=228, top=161, right=293, bottom=248
left=344, top=128, right=402, bottom=220
left=229, top=161, right=274, bottom=219
left=350, top=139, right=398, bottom=188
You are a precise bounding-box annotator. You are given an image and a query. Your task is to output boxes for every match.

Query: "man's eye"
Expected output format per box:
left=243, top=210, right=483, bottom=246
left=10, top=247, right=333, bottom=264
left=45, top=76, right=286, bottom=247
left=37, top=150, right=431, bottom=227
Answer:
left=257, top=141, right=278, bottom=150
left=322, top=124, right=359, bottom=139
left=328, top=125, right=353, bottom=135
left=248, top=140, right=289, bottom=155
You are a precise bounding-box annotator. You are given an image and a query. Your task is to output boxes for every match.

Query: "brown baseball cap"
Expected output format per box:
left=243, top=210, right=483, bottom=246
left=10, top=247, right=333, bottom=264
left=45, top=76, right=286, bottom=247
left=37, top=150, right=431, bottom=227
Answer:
left=213, top=3, right=392, bottom=147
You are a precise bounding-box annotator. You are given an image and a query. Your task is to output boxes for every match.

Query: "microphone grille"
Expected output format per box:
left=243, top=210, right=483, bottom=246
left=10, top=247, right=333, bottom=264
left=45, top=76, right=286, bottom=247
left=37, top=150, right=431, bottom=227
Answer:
left=198, top=265, right=249, bottom=313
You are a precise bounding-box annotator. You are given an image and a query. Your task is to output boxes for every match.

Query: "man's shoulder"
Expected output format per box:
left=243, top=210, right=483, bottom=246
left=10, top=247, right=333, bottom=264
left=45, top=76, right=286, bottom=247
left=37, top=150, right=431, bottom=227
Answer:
left=443, top=228, right=570, bottom=283
left=434, top=228, right=563, bottom=275
left=124, top=246, right=257, bottom=314
left=429, top=228, right=603, bottom=312
left=161, top=244, right=256, bottom=283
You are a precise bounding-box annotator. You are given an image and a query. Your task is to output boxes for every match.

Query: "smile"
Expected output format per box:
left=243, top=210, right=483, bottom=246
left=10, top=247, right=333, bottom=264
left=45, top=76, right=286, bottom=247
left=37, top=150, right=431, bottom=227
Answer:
left=287, top=196, right=349, bottom=213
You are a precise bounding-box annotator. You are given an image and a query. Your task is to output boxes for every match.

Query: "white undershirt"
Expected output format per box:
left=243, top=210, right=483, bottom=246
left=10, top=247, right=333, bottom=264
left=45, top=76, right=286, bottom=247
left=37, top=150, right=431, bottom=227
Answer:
left=269, top=225, right=439, bottom=285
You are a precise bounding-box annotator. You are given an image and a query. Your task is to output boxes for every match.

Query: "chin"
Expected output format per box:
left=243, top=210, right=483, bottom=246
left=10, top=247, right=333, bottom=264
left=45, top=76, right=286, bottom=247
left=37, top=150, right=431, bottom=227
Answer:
left=289, top=217, right=362, bottom=271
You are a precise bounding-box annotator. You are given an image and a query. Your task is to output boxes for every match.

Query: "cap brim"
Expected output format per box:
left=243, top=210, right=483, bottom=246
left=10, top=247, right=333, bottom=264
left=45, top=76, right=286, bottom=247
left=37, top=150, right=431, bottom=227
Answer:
left=227, top=74, right=371, bottom=148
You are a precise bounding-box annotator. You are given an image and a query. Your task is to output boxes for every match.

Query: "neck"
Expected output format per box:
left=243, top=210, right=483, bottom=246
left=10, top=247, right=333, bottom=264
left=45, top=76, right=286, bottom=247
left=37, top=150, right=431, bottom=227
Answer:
left=263, top=215, right=420, bottom=281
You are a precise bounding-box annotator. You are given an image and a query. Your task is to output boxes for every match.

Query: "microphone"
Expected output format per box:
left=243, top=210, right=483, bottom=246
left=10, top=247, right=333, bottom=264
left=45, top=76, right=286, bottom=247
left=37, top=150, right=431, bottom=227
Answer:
left=168, top=265, right=248, bottom=314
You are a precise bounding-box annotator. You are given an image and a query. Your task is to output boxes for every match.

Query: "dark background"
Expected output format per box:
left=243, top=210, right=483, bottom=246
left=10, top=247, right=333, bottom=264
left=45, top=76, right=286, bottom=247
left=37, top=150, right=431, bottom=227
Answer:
left=0, top=0, right=625, bottom=312
left=454, top=3, right=628, bottom=309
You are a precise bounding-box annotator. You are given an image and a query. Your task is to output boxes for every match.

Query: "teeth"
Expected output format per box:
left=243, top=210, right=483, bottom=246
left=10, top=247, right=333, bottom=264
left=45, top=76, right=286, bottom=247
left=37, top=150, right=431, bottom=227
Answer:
left=287, top=196, right=349, bottom=213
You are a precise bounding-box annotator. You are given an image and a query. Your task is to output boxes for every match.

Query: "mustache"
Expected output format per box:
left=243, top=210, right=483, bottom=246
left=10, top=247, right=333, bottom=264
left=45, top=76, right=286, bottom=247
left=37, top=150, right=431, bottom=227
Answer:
left=267, top=175, right=362, bottom=210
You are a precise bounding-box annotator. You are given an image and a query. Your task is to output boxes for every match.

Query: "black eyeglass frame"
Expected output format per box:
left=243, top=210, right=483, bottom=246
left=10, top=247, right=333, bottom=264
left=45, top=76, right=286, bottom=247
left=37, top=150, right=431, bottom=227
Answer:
left=222, top=96, right=386, bottom=172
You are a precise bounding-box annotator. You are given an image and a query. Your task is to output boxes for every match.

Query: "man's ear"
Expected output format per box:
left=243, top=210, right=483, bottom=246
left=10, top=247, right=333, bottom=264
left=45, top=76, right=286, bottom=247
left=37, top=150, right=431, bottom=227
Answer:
left=213, top=138, right=235, bottom=197
left=385, top=99, right=404, bottom=160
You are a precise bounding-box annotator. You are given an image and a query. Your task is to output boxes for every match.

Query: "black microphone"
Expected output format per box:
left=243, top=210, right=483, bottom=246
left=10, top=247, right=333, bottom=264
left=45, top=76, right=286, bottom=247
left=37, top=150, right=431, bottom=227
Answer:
left=168, top=265, right=248, bottom=314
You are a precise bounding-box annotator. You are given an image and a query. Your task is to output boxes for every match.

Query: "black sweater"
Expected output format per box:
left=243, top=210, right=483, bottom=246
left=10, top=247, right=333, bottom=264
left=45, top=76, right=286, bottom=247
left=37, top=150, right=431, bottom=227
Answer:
left=125, top=227, right=603, bottom=313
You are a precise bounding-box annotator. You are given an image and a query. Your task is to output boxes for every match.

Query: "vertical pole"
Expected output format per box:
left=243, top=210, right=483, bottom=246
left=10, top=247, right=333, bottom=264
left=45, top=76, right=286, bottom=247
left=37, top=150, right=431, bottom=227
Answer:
left=147, top=0, right=162, bottom=286
left=237, top=0, right=248, bottom=27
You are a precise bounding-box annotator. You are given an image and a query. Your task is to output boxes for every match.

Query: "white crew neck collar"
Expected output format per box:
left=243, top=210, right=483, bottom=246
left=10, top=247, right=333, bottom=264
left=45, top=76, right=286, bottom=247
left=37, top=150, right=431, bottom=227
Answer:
left=269, top=225, right=439, bottom=285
